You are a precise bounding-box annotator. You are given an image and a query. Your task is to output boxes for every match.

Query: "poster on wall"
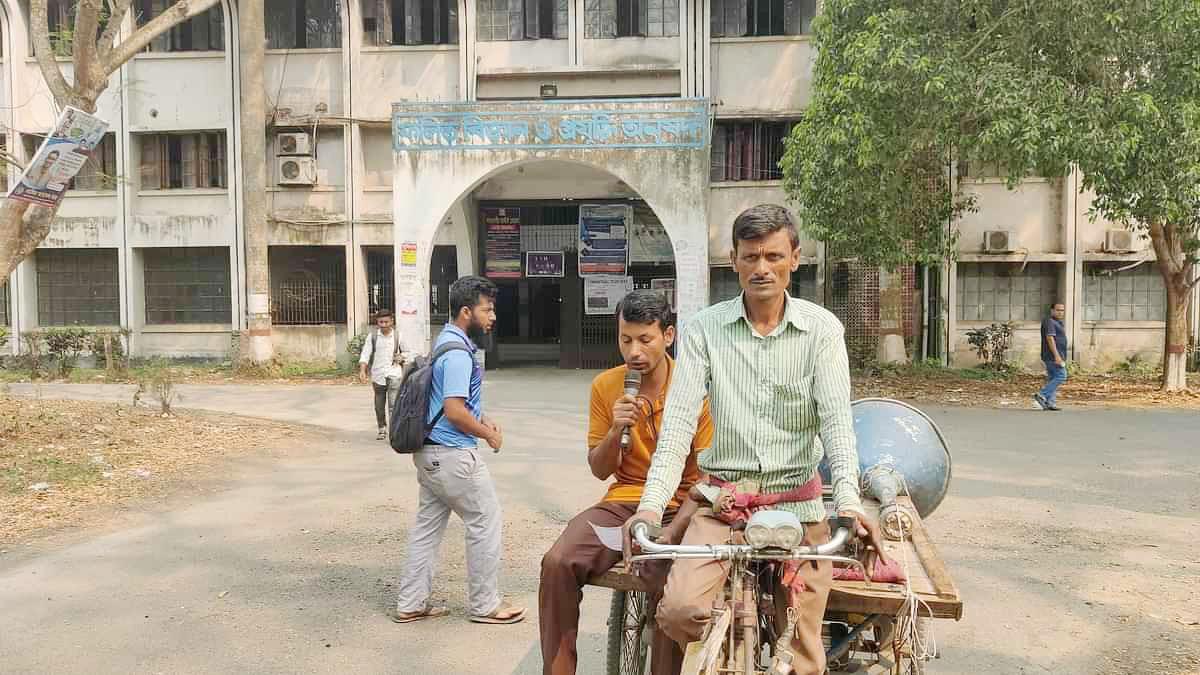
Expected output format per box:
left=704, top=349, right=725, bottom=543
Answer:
left=578, top=204, right=630, bottom=276
left=400, top=242, right=418, bottom=268
left=483, top=207, right=522, bottom=278
left=650, top=278, right=677, bottom=312
left=630, top=221, right=674, bottom=264
left=7, top=106, right=109, bottom=207
left=584, top=275, right=634, bottom=315
left=526, top=251, right=565, bottom=278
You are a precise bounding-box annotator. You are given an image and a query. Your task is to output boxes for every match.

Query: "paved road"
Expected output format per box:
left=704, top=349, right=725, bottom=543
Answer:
left=2, top=372, right=1198, bottom=674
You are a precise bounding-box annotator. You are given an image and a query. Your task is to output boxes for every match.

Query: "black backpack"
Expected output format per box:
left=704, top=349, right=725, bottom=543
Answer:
left=388, top=342, right=471, bottom=453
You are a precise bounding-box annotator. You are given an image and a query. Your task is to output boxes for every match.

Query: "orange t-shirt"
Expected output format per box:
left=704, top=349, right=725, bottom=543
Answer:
left=587, top=360, right=713, bottom=507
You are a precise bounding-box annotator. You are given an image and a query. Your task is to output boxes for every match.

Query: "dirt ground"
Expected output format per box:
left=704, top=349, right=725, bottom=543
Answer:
left=0, top=394, right=312, bottom=545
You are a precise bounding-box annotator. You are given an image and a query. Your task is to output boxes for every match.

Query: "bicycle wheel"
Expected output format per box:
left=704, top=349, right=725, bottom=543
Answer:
left=605, top=590, right=650, bottom=675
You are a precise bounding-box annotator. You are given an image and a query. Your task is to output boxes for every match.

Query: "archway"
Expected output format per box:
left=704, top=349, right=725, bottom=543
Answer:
left=391, top=98, right=711, bottom=361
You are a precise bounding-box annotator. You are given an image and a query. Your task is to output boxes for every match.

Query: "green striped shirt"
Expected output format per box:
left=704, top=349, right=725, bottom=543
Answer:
left=638, top=294, right=864, bottom=523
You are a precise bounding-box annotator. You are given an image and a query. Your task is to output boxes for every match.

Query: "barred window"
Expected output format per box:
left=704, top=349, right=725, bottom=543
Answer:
left=265, top=0, right=342, bottom=49
left=956, top=262, right=1059, bottom=322
left=711, top=0, right=815, bottom=37
left=710, top=265, right=819, bottom=305
left=1, top=280, right=10, bottom=327
left=362, top=0, right=458, bottom=46
left=710, top=120, right=794, bottom=182
left=139, top=132, right=228, bottom=190
left=37, top=249, right=120, bottom=326
left=478, top=0, right=567, bottom=41
left=22, top=133, right=118, bottom=192
left=138, top=0, right=225, bottom=52
left=144, top=248, right=233, bottom=325
left=586, top=0, right=679, bottom=38
left=33, top=0, right=110, bottom=56
left=1082, top=263, right=1166, bottom=321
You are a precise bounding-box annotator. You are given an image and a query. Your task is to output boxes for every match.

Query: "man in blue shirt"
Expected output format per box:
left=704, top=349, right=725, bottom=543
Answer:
left=1035, top=302, right=1068, bottom=411
left=393, top=276, right=526, bottom=625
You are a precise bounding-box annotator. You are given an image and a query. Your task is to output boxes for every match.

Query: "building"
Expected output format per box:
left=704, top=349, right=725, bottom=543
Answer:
left=1, top=0, right=1195, bottom=369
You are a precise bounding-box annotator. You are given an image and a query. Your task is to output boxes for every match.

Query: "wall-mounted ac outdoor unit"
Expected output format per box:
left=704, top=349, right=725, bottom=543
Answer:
left=277, top=156, right=317, bottom=186
left=1103, top=229, right=1136, bottom=253
left=276, top=131, right=313, bottom=156
left=983, top=230, right=1014, bottom=253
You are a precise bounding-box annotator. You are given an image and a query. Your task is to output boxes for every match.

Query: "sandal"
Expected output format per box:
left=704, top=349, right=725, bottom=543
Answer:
left=391, top=605, right=450, bottom=623
left=469, top=601, right=526, bottom=625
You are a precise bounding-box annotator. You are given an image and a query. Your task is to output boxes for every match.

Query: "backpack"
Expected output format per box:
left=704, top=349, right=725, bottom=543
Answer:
left=388, top=342, right=472, bottom=453
left=366, top=329, right=402, bottom=371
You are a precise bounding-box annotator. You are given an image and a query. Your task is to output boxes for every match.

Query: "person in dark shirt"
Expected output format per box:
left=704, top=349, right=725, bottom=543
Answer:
left=1035, top=303, right=1068, bottom=411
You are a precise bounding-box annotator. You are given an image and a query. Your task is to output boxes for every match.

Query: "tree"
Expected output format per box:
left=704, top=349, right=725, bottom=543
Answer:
left=0, top=0, right=221, bottom=280
left=783, top=0, right=1200, bottom=390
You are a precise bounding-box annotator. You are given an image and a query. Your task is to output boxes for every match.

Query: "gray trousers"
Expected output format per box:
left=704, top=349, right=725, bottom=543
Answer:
left=396, top=445, right=503, bottom=617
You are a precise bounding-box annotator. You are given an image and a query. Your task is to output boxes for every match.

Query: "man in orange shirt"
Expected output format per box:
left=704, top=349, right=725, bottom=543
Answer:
left=539, top=290, right=714, bottom=675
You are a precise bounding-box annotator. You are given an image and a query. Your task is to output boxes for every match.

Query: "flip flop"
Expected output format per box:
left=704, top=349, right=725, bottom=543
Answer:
left=391, top=605, right=450, bottom=623
left=469, top=601, right=526, bottom=625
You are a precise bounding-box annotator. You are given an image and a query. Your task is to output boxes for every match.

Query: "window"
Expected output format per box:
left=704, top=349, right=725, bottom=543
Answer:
left=35, top=0, right=110, bottom=56
left=265, top=0, right=342, bottom=49
left=22, top=133, right=118, bottom=192
left=1, top=281, right=9, bottom=327
left=36, top=249, right=120, bottom=326
left=363, top=0, right=458, bottom=45
left=711, top=0, right=815, bottom=37
left=956, top=262, right=1059, bottom=322
left=710, top=265, right=818, bottom=305
left=1, top=135, right=8, bottom=193
left=710, top=120, right=795, bottom=182
left=137, top=0, right=225, bottom=52
left=269, top=246, right=347, bottom=325
left=586, top=0, right=678, bottom=38
left=1083, top=263, right=1166, bottom=321
left=143, top=247, right=232, bottom=324
left=139, top=132, right=228, bottom=190
left=477, top=0, right=567, bottom=41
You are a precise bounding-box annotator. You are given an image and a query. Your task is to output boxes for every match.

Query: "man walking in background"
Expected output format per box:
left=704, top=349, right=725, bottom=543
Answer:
left=393, top=276, right=526, bottom=625
left=1035, top=303, right=1068, bottom=411
left=358, top=309, right=404, bottom=440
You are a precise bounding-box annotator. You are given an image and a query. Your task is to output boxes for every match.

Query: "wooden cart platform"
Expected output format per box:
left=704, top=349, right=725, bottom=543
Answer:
left=587, top=496, right=962, bottom=621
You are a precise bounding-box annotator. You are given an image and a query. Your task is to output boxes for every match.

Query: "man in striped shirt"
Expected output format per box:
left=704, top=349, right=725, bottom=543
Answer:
left=623, top=205, right=886, bottom=675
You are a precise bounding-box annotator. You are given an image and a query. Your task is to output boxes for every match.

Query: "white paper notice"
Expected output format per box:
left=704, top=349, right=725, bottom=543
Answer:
left=589, top=522, right=625, bottom=552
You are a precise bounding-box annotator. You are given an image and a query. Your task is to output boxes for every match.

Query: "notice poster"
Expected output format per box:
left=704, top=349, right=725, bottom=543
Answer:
left=630, top=221, right=674, bottom=264
left=584, top=275, right=634, bottom=315
left=8, top=106, right=109, bottom=207
left=579, top=204, right=630, bottom=276
left=650, top=278, right=677, bottom=312
left=526, top=251, right=565, bottom=278
left=400, top=242, right=418, bottom=267
left=483, top=207, right=522, bottom=278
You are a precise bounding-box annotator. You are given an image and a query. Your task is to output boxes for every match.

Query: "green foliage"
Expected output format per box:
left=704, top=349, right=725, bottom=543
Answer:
left=347, top=332, right=368, bottom=372
left=965, top=322, right=1016, bottom=369
left=89, top=329, right=132, bottom=374
left=784, top=0, right=1200, bottom=277
left=0, top=326, right=8, bottom=352
left=40, top=327, right=92, bottom=378
left=1111, top=354, right=1160, bottom=378
left=18, top=332, right=45, bottom=379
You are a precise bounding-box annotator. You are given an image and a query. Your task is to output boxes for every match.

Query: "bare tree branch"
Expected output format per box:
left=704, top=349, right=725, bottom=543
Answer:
left=72, top=0, right=103, bottom=96
left=29, top=0, right=77, bottom=109
left=101, top=0, right=221, bottom=78
left=97, top=0, right=136, bottom=67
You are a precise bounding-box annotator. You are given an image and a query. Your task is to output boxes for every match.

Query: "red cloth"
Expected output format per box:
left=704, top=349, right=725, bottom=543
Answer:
left=706, top=474, right=824, bottom=527
left=832, top=558, right=908, bottom=584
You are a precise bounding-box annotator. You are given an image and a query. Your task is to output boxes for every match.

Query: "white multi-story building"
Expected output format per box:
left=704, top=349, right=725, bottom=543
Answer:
left=1, top=0, right=1194, bottom=369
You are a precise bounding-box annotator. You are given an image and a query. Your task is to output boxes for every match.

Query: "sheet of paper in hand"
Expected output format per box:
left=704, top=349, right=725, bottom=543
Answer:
left=589, top=522, right=625, bottom=552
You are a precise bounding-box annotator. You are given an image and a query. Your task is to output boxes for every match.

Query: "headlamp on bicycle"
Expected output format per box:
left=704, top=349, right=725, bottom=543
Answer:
left=744, top=510, right=805, bottom=550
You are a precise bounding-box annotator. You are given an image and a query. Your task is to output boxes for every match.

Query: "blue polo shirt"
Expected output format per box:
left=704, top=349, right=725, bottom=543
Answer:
left=427, top=324, right=483, bottom=448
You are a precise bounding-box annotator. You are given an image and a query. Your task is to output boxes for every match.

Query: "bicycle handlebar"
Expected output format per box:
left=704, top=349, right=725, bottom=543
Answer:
left=630, top=517, right=860, bottom=567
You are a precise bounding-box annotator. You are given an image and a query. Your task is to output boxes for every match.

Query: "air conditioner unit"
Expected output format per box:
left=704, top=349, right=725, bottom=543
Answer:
left=1104, top=229, right=1136, bottom=253
left=983, top=230, right=1014, bottom=253
left=277, top=156, right=317, bottom=186
left=276, top=132, right=312, bottom=156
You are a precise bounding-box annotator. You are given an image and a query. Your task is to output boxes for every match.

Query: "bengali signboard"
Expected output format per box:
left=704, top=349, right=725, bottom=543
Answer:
left=526, top=251, right=565, bottom=278
left=483, top=208, right=522, bottom=279
left=579, top=204, right=630, bottom=276
left=7, top=106, right=109, bottom=207
left=584, top=275, right=634, bottom=316
left=393, top=100, right=708, bottom=152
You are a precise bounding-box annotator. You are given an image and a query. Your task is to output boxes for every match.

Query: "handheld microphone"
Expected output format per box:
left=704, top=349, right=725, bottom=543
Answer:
left=619, top=369, right=642, bottom=451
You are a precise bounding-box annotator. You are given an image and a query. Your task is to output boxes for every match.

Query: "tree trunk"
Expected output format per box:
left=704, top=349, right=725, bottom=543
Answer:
left=1163, top=280, right=1190, bottom=391
left=238, top=0, right=274, bottom=363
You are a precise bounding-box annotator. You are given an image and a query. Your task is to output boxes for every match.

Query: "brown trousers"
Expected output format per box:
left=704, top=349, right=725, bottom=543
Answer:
left=539, top=501, right=684, bottom=675
left=655, top=510, right=833, bottom=675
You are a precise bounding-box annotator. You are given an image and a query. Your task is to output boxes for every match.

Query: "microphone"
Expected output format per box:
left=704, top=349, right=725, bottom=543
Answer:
left=619, top=369, right=642, bottom=451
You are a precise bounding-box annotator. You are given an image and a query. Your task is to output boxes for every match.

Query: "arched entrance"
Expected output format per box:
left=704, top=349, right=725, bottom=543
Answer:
left=391, top=98, right=710, bottom=364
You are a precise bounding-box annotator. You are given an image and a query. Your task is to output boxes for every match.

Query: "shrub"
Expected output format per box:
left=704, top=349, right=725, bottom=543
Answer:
left=346, top=332, right=368, bottom=372
left=18, top=332, right=45, bottom=379
left=134, top=359, right=179, bottom=415
left=41, top=327, right=93, bottom=378
left=965, top=322, right=1015, bottom=370
left=90, top=329, right=131, bottom=374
